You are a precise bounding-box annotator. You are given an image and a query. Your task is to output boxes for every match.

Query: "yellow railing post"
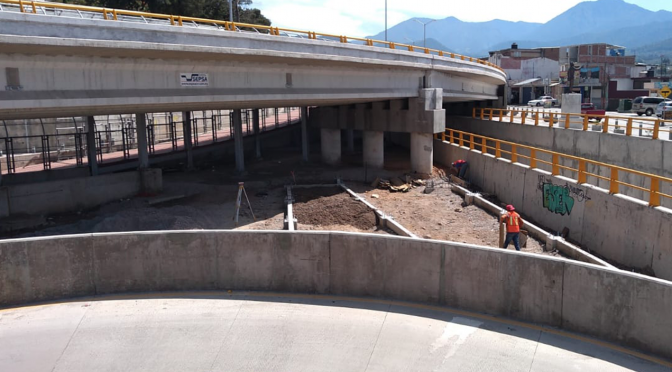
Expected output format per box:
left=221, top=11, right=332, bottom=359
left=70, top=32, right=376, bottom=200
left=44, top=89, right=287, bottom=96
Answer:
left=609, top=168, right=619, bottom=194
left=552, top=154, right=559, bottom=175
left=565, top=113, right=571, bottom=129
left=626, top=118, right=633, bottom=136
left=178, top=16, right=183, bottom=26
left=472, top=107, right=476, bottom=118
left=495, top=142, right=501, bottom=158
left=583, top=115, right=589, bottom=131
left=650, top=177, right=661, bottom=207
left=498, top=110, right=503, bottom=122
left=434, top=133, right=438, bottom=140
left=510, top=110, right=515, bottom=123
left=549, top=113, right=554, bottom=127
left=488, top=110, right=493, bottom=121
left=578, top=160, right=587, bottom=184
left=530, top=149, right=537, bottom=168
left=534, top=112, right=539, bottom=126
left=480, top=109, right=485, bottom=120
left=449, top=130, right=454, bottom=144
left=521, top=112, right=527, bottom=125
left=481, top=137, right=487, bottom=154
left=30, top=0, right=36, bottom=13
left=653, top=120, right=660, bottom=140
left=602, top=117, right=609, bottom=133
left=459, top=132, right=464, bottom=147
left=18, top=0, right=24, bottom=12
left=102, top=8, right=108, bottom=20
left=441, top=132, right=446, bottom=142
left=469, top=135, right=475, bottom=150
left=511, top=145, right=517, bottom=163
left=112, top=9, right=118, bottom=20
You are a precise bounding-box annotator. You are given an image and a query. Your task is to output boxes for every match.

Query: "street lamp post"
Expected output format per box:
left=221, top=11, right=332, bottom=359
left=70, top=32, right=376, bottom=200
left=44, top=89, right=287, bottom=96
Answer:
left=413, top=19, right=436, bottom=48
left=229, top=0, right=233, bottom=22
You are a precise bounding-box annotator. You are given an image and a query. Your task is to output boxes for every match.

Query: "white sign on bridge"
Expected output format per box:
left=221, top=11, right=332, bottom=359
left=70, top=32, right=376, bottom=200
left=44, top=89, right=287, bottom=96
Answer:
left=180, top=73, right=209, bottom=87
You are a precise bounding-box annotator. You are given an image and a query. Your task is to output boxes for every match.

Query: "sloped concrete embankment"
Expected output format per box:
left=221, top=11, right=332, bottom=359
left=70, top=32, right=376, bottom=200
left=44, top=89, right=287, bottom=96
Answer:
left=0, top=230, right=670, bottom=361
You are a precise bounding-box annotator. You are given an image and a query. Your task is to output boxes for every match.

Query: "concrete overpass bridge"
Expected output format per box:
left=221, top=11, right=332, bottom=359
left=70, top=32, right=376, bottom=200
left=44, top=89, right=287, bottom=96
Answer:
left=0, top=0, right=505, bottom=176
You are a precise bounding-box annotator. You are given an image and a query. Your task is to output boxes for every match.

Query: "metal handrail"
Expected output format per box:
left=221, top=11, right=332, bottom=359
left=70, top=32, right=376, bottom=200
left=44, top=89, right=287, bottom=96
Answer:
left=0, top=0, right=504, bottom=73
left=436, top=128, right=672, bottom=207
left=473, top=107, right=672, bottom=140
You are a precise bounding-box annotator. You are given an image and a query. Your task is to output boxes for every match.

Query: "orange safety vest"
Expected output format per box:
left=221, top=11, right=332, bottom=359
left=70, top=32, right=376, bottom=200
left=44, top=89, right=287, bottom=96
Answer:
left=502, top=212, right=521, bottom=233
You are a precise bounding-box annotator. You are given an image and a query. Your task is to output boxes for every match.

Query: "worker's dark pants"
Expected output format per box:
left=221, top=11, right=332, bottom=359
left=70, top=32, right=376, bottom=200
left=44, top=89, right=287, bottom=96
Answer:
left=504, top=232, right=520, bottom=251
left=458, top=163, right=469, bottom=178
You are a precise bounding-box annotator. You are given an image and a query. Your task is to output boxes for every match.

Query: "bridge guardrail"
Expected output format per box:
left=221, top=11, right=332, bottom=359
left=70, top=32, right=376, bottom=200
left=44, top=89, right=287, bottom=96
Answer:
left=435, top=129, right=672, bottom=207
left=473, top=107, right=672, bottom=140
left=0, top=0, right=504, bottom=73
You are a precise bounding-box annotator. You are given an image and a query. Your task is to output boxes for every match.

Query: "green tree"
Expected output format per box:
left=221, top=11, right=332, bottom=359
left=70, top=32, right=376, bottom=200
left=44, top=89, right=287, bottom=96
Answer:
left=57, top=0, right=270, bottom=25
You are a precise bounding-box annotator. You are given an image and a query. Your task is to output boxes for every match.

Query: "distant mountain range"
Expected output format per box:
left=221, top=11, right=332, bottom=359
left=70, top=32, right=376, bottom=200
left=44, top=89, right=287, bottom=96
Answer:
left=368, top=0, right=672, bottom=63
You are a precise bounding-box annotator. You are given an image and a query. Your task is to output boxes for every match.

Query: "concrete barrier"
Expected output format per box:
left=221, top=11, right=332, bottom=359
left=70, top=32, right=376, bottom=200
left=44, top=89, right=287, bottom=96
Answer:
left=434, top=139, right=672, bottom=281
left=0, top=169, right=162, bottom=220
left=0, top=230, right=670, bottom=361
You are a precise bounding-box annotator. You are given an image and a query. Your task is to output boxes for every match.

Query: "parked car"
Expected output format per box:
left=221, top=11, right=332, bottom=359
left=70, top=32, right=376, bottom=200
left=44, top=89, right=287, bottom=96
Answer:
left=581, top=103, right=605, bottom=122
left=632, top=96, right=670, bottom=116
left=527, top=96, right=558, bottom=107
left=655, top=101, right=672, bottom=119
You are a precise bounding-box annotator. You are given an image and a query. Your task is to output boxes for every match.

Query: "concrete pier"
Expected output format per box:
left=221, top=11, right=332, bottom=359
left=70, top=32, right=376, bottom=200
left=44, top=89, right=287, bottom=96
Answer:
left=321, top=128, right=341, bottom=165
left=86, top=116, right=98, bottom=176
left=135, top=113, right=149, bottom=169
left=233, top=109, right=245, bottom=173
left=411, top=132, right=433, bottom=175
left=182, top=111, right=194, bottom=170
left=301, top=107, right=309, bottom=162
left=363, top=130, right=384, bottom=169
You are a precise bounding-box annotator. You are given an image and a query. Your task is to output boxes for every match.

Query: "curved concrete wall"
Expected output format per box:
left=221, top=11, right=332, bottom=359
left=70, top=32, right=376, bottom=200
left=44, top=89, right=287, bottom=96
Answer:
left=0, top=231, right=670, bottom=361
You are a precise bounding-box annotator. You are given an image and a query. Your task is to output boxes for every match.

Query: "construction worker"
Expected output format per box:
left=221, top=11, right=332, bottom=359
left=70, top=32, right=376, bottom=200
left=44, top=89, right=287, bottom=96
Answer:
left=451, top=159, right=469, bottom=179
left=500, top=204, right=524, bottom=251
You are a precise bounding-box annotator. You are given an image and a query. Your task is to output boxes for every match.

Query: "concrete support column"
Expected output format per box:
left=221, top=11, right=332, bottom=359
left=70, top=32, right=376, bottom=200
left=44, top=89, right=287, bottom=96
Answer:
left=301, top=107, right=309, bottom=162
left=135, top=113, right=149, bottom=169
left=320, top=128, right=341, bottom=166
left=233, top=109, right=245, bottom=173
left=86, top=116, right=98, bottom=176
left=253, top=109, right=261, bottom=159
left=182, top=111, right=193, bottom=170
left=363, top=130, right=384, bottom=169
left=345, top=129, right=355, bottom=153
left=410, top=132, right=433, bottom=175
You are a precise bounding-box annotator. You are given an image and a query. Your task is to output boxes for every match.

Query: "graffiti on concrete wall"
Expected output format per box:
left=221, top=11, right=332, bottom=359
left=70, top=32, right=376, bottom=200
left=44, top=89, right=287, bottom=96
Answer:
left=537, top=176, right=590, bottom=216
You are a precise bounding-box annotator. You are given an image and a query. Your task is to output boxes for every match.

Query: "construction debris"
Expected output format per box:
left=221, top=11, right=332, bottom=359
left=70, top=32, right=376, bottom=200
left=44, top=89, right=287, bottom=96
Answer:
left=374, top=175, right=427, bottom=193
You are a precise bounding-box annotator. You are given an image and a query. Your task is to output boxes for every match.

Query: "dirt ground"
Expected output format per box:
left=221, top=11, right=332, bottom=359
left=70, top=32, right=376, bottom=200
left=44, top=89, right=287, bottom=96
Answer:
left=292, top=187, right=389, bottom=234
left=348, top=179, right=559, bottom=256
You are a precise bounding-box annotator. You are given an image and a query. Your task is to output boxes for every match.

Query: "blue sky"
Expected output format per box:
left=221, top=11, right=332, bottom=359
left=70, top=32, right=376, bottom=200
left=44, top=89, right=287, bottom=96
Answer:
left=255, top=0, right=672, bottom=37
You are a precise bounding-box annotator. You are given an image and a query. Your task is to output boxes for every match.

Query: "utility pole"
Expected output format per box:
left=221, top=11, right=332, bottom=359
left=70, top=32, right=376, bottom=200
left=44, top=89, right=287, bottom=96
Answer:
left=229, top=0, right=233, bottom=22
left=384, top=0, right=387, bottom=41
left=413, top=19, right=436, bottom=48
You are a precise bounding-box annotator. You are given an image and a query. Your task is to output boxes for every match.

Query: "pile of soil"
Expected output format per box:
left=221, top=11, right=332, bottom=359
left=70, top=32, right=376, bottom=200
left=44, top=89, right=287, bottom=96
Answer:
left=293, top=187, right=376, bottom=231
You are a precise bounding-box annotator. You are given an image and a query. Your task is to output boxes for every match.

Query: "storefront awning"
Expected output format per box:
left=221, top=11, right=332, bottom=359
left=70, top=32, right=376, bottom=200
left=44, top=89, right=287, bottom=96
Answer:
left=513, top=78, right=541, bottom=87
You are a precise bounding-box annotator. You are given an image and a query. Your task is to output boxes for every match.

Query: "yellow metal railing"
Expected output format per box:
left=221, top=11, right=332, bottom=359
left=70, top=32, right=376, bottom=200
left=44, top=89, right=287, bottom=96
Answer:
left=435, top=129, right=672, bottom=207
left=0, top=0, right=504, bottom=73
left=472, top=107, right=672, bottom=140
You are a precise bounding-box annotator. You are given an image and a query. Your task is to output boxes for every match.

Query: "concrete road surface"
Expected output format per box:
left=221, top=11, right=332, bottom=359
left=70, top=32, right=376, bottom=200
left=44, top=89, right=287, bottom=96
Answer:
left=0, top=292, right=669, bottom=372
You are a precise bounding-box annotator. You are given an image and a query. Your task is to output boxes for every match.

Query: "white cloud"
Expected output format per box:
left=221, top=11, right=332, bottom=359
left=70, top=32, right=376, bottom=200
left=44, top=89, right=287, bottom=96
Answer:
left=255, top=0, right=672, bottom=37
left=256, top=0, right=591, bottom=36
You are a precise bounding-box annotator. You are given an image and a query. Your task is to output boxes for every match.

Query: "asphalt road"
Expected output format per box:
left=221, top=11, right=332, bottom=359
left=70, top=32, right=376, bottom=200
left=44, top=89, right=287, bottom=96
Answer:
left=1, top=292, right=669, bottom=372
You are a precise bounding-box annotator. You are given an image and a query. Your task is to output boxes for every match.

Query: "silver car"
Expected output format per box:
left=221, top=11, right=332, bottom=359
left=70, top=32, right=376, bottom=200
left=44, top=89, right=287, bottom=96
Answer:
left=655, top=101, right=672, bottom=119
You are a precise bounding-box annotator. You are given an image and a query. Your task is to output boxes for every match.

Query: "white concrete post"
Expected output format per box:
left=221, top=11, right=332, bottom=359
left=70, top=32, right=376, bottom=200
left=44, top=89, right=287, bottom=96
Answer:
left=233, top=109, right=245, bottom=173
left=86, top=116, right=98, bottom=176
left=301, top=107, right=309, bottom=162
left=135, top=113, right=149, bottom=169
left=253, top=109, right=261, bottom=159
left=363, top=130, right=384, bottom=169
left=562, top=93, right=583, bottom=129
left=410, top=132, right=433, bottom=175
left=320, top=128, right=341, bottom=165
left=182, top=111, right=194, bottom=170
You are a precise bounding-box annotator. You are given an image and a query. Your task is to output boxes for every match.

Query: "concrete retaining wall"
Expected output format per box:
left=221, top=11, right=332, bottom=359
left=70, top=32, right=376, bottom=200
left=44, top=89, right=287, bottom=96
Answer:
left=434, top=139, right=672, bottom=281
left=447, top=117, right=672, bottom=208
left=0, top=169, right=161, bottom=219
left=0, top=230, right=670, bottom=361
